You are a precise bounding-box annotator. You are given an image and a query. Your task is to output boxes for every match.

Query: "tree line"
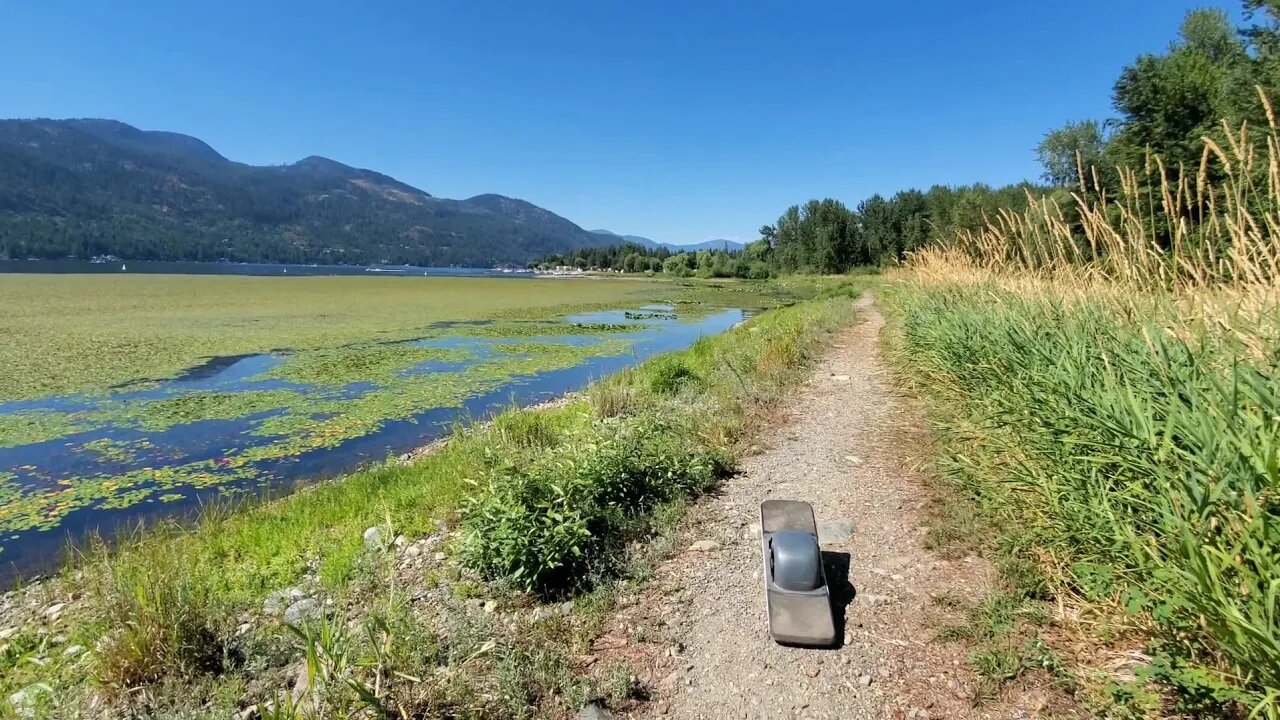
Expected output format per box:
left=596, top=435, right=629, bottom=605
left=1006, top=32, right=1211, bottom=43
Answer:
left=1034, top=3, right=1280, bottom=199
left=561, top=181, right=1049, bottom=277
left=764, top=3, right=1280, bottom=275
left=534, top=242, right=772, bottom=279
left=761, top=183, right=1047, bottom=273
left=628, top=2, right=1275, bottom=279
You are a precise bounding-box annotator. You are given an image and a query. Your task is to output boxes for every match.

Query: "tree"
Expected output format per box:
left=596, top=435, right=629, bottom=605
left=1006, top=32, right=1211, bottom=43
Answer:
left=1244, top=1, right=1280, bottom=57
left=1108, top=9, right=1248, bottom=170
left=663, top=254, right=691, bottom=276
left=768, top=199, right=863, bottom=273
left=1240, top=1, right=1280, bottom=128
left=1035, top=121, right=1106, bottom=187
left=742, top=238, right=771, bottom=264
left=622, top=252, right=645, bottom=273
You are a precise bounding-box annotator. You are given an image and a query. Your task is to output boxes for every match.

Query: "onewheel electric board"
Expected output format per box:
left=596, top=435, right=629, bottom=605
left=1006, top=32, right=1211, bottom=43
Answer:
left=759, top=499, right=837, bottom=647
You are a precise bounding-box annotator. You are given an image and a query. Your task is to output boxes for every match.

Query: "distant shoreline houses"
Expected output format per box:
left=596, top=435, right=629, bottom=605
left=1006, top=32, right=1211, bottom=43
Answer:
left=536, top=265, right=594, bottom=276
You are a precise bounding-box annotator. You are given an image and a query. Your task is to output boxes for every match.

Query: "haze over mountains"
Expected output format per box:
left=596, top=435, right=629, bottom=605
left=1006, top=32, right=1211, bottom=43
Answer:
left=0, top=119, right=737, bottom=266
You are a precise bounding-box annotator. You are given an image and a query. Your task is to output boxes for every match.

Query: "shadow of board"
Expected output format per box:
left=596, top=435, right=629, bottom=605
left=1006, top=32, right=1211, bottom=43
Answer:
left=822, top=550, right=856, bottom=647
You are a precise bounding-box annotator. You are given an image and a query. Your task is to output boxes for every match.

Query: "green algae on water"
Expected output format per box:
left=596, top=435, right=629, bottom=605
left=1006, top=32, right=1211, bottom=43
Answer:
left=0, top=329, right=641, bottom=536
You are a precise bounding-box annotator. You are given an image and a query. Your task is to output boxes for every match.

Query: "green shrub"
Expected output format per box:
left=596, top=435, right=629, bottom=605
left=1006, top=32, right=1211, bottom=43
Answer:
left=646, top=357, right=699, bottom=395
left=587, top=376, right=636, bottom=418
left=815, top=280, right=861, bottom=299
left=459, top=414, right=719, bottom=595
left=490, top=406, right=566, bottom=451
left=494, top=641, right=591, bottom=715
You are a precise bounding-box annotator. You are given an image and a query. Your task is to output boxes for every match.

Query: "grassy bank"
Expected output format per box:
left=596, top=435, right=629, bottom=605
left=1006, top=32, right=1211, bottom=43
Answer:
left=0, top=282, right=859, bottom=719
left=883, top=120, right=1280, bottom=716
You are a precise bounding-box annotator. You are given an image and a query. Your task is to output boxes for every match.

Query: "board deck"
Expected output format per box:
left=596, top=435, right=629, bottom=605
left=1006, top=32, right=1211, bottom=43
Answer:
left=760, top=499, right=838, bottom=647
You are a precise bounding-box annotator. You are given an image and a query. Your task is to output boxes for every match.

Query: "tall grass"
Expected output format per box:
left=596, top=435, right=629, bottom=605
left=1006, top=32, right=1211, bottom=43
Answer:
left=937, top=94, right=1280, bottom=291
left=90, top=537, right=228, bottom=692
left=890, top=99, right=1280, bottom=716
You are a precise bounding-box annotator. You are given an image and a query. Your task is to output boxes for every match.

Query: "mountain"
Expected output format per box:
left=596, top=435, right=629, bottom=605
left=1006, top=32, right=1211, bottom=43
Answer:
left=589, top=229, right=661, bottom=249
left=678, top=239, right=745, bottom=252
left=590, top=229, right=744, bottom=253
left=0, top=119, right=607, bottom=266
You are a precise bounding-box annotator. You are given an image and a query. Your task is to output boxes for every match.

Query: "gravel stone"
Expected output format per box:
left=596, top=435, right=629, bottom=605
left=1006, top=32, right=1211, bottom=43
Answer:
left=817, top=517, right=855, bottom=544
left=362, top=525, right=388, bottom=550
left=263, top=587, right=305, bottom=616
left=577, top=701, right=612, bottom=719
left=283, top=598, right=321, bottom=624
left=8, top=684, right=50, bottom=718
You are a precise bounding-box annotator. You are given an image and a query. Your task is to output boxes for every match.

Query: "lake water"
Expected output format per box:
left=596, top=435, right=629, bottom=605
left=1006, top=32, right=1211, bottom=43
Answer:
left=0, top=259, right=533, bottom=277
left=0, top=306, right=745, bottom=584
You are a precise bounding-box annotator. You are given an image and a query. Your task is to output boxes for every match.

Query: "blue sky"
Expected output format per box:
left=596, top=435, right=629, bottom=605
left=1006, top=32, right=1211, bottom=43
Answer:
left=0, top=1, right=1241, bottom=245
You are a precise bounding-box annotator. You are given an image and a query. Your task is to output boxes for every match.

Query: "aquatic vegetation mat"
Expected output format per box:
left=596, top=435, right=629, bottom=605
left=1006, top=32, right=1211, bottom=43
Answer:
left=0, top=302, right=748, bottom=575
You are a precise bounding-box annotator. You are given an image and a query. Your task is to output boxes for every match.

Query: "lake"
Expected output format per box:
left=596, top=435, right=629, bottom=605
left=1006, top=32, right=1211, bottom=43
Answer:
left=0, top=259, right=532, bottom=277
left=0, top=289, right=749, bottom=584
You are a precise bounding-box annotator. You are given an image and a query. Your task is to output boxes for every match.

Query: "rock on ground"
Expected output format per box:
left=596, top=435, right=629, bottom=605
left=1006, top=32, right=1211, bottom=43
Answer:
left=283, top=598, right=321, bottom=625
left=363, top=525, right=388, bottom=550
left=578, top=701, right=613, bottom=719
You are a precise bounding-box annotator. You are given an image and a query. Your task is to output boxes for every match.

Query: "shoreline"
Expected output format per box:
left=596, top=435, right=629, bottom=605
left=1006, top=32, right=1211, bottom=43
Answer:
left=0, top=285, right=863, bottom=718
left=0, top=389, right=586, bottom=607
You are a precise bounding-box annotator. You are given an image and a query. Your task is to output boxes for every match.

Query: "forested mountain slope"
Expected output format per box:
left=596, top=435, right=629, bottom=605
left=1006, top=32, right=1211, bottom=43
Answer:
left=0, top=119, right=606, bottom=266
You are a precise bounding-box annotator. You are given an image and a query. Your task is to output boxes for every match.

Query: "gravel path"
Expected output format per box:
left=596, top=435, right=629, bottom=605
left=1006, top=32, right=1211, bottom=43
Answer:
left=600, top=295, right=1017, bottom=719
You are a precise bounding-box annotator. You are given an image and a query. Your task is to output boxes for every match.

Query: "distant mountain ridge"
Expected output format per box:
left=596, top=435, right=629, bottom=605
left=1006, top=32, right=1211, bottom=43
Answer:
left=589, top=229, right=744, bottom=253
left=678, top=238, right=746, bottom=252
left=0, top=118, right=635, bottom=266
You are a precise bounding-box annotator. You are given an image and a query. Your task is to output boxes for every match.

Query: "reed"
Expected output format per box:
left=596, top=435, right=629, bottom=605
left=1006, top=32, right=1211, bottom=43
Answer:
left=890, top=94, right=1280, bottom=716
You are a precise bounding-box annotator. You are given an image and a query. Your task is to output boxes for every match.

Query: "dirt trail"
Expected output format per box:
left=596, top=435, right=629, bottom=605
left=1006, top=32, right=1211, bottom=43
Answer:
left=599, top=295, right=1018, bottom=719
